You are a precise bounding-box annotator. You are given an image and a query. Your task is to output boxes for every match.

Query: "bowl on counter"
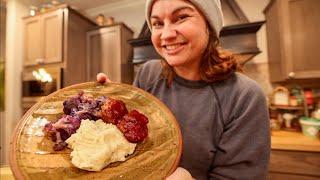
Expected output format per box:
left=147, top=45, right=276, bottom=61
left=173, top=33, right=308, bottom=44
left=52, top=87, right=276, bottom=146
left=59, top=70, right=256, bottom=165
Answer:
left=299, top=117, right=320, bottom=139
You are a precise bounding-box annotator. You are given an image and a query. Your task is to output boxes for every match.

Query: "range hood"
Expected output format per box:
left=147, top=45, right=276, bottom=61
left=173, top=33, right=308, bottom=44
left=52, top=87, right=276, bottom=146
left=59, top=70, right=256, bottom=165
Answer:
left=129, top=0, right=264, bottom=65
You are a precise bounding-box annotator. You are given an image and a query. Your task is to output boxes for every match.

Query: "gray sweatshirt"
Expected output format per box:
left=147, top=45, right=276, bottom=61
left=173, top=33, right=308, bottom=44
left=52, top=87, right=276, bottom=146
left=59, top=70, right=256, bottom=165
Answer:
left=133, top=60, right=270, bottom=180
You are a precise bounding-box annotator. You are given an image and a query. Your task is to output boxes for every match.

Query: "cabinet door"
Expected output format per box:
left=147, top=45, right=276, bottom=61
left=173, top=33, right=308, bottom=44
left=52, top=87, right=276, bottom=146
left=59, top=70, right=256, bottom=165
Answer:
left=265, top=0, right=285, bottom=82
left=269, top=150, right=320, bottom=177
left=42, top=10, right=63, bottom=64
left=100, top=27, right=121, bottom=82
left=87, top=27, right=121, bottom=82
left=24, top=16, right=43, bottom=66
left=86, top=32, right=102, bottom=81
left=282, top=0, right=320, bottom=79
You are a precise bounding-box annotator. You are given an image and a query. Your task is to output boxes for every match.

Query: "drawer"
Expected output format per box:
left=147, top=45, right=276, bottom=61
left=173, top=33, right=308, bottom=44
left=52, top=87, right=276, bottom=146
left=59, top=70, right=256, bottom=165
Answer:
left=268, top=172, right=319, bottom=180
left=269, top=150, right=320, bottom=177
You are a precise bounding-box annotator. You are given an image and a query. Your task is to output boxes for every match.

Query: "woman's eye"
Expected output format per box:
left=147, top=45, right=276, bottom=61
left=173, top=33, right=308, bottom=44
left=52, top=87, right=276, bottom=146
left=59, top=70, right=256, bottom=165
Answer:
left=176, top=15, right=190, bottom=22
left=151, top=21, right=163, bottom=29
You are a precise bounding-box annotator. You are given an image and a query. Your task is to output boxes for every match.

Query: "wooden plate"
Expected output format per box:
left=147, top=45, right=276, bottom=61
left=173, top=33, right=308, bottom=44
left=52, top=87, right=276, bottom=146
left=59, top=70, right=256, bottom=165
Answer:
left=10, top=82, right=182, bottom=180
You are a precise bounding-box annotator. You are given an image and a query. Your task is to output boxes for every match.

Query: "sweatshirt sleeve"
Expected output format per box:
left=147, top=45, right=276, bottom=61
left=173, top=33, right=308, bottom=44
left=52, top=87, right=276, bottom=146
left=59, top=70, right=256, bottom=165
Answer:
left=133, top=65, right=143, bottom=88
left=209, top=83, right=270, bottom=180
left=133, top=60, right=162, bottom=91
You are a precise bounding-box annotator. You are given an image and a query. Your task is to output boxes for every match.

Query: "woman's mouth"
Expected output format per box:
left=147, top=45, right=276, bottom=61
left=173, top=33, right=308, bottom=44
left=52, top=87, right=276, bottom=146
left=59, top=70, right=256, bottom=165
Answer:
left=162, top=43, right=187, bottom=55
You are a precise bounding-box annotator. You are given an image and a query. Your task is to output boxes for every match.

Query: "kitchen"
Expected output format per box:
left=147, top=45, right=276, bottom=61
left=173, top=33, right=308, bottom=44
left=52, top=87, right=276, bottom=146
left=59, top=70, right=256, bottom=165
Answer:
left=1, top=0, right=320, bottom=179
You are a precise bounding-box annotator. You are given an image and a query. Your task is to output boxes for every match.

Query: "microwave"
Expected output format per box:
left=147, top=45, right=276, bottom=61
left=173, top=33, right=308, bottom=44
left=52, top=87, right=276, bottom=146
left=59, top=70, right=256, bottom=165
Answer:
left=22, top=66, right=62, bottom=99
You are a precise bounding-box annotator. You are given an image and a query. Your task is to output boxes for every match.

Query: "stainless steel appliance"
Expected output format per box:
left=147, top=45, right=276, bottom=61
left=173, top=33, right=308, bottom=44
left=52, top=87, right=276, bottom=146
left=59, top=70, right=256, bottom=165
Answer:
left=22, top=66, right=62, bottom=112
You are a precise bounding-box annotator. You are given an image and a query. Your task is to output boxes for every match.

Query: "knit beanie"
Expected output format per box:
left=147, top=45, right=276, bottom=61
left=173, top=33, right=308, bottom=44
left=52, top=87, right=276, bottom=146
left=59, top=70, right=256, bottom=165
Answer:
left=145, top=0, right=224, bottom=37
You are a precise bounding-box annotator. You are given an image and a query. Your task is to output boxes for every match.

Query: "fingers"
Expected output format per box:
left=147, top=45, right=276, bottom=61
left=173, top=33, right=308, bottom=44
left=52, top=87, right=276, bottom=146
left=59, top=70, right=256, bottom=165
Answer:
left=96, top=73, right=111, bottom=84
left=166, top=167, right=193, bottom=180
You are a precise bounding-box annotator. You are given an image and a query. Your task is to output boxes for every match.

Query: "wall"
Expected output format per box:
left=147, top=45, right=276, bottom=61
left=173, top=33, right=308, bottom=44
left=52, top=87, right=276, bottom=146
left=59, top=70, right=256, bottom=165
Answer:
left=0, top=111, right=4, bottom=165
left=0, top=2, right=5, bottom=62
left=1, top=0, right=31, bottom=165
left=0, top=0, right=6, bottom=166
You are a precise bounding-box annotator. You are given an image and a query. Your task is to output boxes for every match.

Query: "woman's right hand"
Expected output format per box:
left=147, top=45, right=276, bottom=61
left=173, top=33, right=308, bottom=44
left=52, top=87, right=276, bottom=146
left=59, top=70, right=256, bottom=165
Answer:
left=96, top=73, right=111, bottom=84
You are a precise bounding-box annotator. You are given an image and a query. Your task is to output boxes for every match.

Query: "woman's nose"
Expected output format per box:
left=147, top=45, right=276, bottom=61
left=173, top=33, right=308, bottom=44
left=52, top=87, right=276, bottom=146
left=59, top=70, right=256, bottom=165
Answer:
left=160, top=24, right=177, bottom=40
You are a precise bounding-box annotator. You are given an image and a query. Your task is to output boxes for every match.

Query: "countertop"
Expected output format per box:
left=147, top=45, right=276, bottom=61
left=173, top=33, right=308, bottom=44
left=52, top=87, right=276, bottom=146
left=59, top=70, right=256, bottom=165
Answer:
left=271, top=131, right=320, bottom=152
left=0, top=166, right=14, bottom=180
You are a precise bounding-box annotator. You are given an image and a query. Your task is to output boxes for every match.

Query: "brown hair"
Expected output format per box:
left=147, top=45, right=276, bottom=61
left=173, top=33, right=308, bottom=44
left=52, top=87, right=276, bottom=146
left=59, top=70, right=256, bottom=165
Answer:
left=161, top=27, right=241, bottom=86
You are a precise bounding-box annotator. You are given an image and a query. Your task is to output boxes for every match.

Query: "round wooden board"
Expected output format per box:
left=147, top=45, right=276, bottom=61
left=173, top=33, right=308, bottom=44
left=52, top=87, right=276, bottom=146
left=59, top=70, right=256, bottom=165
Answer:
left=10, top=82, right=182, bottom=180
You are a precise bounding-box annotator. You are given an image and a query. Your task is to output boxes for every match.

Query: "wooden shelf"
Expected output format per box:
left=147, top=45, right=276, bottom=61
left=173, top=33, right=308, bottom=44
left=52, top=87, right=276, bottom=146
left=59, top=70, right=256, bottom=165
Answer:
left=271, top=131, right=320, bottom=152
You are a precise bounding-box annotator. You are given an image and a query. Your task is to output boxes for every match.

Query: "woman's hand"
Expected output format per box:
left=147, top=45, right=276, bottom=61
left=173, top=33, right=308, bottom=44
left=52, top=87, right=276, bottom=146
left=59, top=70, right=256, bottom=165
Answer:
left=166, top=167, right=194, bottom=180
left=96, top=73, right=111, bottom=84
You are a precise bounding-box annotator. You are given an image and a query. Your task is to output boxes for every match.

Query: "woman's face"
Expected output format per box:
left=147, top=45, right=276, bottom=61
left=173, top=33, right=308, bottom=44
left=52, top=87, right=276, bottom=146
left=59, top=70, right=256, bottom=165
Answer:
left=150, top=0, right=209, bottom=68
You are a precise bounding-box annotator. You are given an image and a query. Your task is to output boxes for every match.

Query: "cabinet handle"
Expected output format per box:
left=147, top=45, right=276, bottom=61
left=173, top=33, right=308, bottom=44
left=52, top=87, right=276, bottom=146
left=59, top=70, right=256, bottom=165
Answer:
left=288, top=72, right=295, bottom=79
left=36, top=58, right=44, bottom=64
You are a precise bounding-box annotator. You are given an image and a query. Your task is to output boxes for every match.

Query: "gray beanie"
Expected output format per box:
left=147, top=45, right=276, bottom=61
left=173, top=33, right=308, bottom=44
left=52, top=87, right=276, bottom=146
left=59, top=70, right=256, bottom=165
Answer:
left=145, top=0, right=224, bottom=37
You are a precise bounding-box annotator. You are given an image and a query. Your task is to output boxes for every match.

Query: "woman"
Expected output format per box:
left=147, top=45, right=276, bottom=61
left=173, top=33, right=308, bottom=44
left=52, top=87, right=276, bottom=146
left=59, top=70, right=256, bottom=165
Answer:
left=98, top=0, right=270, bottom=179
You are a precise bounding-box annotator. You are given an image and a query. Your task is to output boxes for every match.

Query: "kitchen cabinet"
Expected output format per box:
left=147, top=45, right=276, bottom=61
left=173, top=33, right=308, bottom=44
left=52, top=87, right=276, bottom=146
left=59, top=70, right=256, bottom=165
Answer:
left=86, top=24, right=133, bottom=84
left=24, top=16, right=42, bottom=66
left=24, top=9, right=63, bottom=65
left=269, top=131, right=320, bottom=179
left=269, top=150, right=320, bottom=179
left=23, top=4, right=96, bottom=86
left=42, top=10, right=63, bottom=64
left=264, top=0, right=320, bottom=82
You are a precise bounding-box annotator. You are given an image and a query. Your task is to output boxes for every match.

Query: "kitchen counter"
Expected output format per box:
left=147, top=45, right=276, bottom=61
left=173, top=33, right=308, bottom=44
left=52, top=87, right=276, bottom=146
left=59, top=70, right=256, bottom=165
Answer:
left=0, top=166, right=14, bottom=180
left=271, top=131, right=320, bottom=152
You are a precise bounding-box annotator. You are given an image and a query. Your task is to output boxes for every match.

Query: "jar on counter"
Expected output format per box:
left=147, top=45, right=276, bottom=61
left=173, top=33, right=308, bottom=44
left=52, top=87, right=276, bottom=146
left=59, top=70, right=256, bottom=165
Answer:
left=289, top=96, right=298, bottom=106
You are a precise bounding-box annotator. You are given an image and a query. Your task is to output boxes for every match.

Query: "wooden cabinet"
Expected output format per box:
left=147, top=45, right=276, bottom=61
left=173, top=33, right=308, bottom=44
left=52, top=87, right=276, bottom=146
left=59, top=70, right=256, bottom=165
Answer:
left=86, top=24, right=133, bottom=84
left=24, top=10, right=63, bottom=65
left=24, top=16, right=42, bottom=65
left=269, top=150, right=320, bottom=179
left=264, top=0, right=320, bottom=82
left=269, top=131, right=320, bottom=179
left=42, top=10, right=63, bottom=64
left=23, top=5, right=96, bottom=86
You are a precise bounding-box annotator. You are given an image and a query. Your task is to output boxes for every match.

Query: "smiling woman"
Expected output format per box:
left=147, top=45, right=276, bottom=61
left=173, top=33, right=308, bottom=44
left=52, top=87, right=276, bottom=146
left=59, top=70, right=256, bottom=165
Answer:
left=147, top=0, right=239, bottom=86
left=98, top=0, right=270, bottom=179
left=150, top=1, right=209, bottom=73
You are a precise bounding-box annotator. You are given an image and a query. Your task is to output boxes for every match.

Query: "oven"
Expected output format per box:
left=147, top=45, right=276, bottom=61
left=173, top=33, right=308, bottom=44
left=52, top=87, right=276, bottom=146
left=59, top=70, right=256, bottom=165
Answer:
left=22, top=66, right=62, bottom=112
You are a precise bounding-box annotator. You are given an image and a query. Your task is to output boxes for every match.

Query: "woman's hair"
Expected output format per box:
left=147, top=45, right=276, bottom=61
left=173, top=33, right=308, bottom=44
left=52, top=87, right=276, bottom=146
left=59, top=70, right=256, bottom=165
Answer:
left=161, top=26, right=241, bottom=86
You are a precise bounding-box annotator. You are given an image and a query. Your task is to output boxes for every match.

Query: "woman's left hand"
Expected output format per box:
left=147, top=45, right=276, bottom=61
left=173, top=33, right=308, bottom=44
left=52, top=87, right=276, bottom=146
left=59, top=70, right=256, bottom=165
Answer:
left=166, top=167, right=194, bottom=180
